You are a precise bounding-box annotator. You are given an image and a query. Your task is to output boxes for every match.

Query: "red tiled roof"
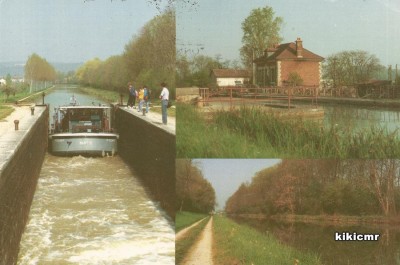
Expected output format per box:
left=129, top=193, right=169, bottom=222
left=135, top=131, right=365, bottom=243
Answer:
left=211, top=69, right=251, bottom=78
left=254, top=42, right=324, bottom=63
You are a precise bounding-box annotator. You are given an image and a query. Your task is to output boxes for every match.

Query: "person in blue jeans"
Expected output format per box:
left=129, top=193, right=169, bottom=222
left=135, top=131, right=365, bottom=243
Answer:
left=144, top=86, right=151, bottom=113
left=159, top=82, right=169, bottom=125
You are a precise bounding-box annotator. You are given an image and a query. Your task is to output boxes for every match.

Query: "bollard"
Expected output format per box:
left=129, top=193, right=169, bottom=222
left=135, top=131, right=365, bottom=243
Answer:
left=119, top=94, right=124, bottom=105
left=42, top=92, right=45, bottom=105
left=14, top=120, right=19, bottom=131
left=30, top=106, right=35, bottom=115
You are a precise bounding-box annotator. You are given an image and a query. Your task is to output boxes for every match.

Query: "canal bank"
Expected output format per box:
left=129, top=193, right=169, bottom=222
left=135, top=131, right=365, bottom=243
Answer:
left=0, top=105, right=48, bottom=265
left=294, top=96, right=400, bottom=108
left=115, top=106, right=176, bottom=219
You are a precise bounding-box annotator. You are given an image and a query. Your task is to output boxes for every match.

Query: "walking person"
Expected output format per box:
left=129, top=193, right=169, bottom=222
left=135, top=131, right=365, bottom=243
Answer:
left=144, top=85, right=151, bottom=113
left=138, top=86, right=145, bottom=113
left=127, top=82, right=136, bottom=109
left=159, top=82, right=169, bottom=125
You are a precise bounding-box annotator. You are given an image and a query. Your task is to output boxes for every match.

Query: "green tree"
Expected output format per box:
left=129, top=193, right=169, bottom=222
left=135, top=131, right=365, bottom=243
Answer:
left=287, top=72, right=303, bottom=87
left=176, top=159, right=216, bottom=213
left=323, top=50, right=384, bottom=86
left=240, top=6, right=283, bottom=71
left=123, top=8, right=175, bottom=97
left=24, top=53, right=57, bottom=93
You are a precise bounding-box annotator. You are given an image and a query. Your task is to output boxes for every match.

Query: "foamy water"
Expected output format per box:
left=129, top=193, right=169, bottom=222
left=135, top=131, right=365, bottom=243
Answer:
left=17, top=155, right=175, bottom=265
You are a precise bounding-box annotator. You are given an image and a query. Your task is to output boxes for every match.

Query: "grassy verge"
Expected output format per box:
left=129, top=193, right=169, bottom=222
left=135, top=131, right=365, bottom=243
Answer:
left=0, top=105, right=14, bottom=121
left=213, top=215, right=321, bottom=265
left=177, top=104, right=277, bottom=157
left=78, top=87, right=120, bottom=103
left=78, top=86, right=176, bottom=117
left=176, top=216, right=210, bottom=265
left=177, top=104, right=400, bottom=158
left=176, top=211, right=208, bottom=232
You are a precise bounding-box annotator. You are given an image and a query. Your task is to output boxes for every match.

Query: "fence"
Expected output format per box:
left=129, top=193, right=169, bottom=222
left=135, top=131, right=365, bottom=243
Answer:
left=198, top=86, right=319, bottom=109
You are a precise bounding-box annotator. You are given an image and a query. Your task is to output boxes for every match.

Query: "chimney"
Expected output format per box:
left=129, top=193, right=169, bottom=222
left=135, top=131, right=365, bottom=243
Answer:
left=296, top=37, right=303, bottom=58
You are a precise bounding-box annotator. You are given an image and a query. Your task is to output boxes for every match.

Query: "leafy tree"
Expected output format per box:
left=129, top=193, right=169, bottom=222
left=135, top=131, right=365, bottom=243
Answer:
left=176, top=54, right=229, bottom=87
left=225, top=159, right=399, bottom=216
left=176, top=159, right=216, bottom=213
left=24, top=53, right=57, bottom=93
left=76, top=8, right=175, bottom=98
left=323, top=50, right=384, bottom=86
left=123, top=8, right=175, bottom=97
left=287, top=72, right=303, bottom=87
left=240, top=6, right=283, bottom=70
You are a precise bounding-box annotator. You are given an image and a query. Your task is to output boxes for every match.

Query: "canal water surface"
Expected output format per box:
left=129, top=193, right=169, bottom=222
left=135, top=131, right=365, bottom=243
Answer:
left=233, top=217, right=400, bottom=265
left=17, top=86, right=174, bottom=264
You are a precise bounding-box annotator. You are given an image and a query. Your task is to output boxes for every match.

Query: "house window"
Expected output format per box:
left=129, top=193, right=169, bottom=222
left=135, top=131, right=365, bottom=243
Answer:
left=270, top=67, right=276, bottom=87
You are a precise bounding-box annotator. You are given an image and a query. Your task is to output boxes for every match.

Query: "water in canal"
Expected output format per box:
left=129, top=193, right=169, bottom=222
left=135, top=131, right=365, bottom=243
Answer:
left=17, top=86, right=175, bottom=264
left=323, top=104, right=400, bottom=133
left=232, top=217, right=400, bottom=265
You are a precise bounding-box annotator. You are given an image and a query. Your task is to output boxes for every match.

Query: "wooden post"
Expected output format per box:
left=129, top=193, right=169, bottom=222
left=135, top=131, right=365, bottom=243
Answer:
left=230, top=87, right=233, bottom=109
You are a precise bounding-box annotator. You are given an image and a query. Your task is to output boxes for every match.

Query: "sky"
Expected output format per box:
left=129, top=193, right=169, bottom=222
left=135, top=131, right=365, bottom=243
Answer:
left=177, top=0, right=400, bottom=67
left=194, top=159, right=281, bottom=211
left=0, top=0, right=168, bottom=63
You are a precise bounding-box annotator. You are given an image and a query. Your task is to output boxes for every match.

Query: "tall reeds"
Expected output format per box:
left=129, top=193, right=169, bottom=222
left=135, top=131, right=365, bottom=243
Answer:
left=177, top=104, right=400, bottom=158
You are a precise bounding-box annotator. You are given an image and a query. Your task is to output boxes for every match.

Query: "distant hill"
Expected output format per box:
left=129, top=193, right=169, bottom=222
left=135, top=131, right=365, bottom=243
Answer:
left=0, top=62, right=82, bottom=77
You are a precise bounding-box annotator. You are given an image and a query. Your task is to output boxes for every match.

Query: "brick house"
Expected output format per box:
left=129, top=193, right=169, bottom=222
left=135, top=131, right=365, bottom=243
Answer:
left=211, top=69, right=251, bottom=87
left=254, top=38, right=324, bottom=87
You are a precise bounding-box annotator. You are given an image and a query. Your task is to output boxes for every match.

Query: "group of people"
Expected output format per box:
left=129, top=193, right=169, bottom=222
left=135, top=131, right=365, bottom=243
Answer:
left=127, top=82, right=169, bottom=125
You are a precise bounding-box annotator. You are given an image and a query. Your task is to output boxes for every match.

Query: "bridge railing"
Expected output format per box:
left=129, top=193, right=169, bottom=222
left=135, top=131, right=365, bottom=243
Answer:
left=198, top=86, right=319, bottom=109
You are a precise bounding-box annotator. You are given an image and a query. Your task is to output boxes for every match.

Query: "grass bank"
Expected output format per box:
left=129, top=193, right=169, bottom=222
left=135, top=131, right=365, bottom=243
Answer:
left=177, top=104, right=400, bottom=158
left=177, top=104, right=277, bottom=157
left=213, top=215, right=321, bottom=265
left=0, top=105, right=14, bottom=121
left=176, top=215, right=210, bottom=265
left=175, top=211, right=208, bottom=232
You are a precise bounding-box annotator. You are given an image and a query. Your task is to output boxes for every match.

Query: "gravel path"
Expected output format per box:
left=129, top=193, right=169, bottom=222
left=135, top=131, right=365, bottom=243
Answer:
left=182, top=217, right=214, bottom=265
left=176, top=217, right=207, bottom=241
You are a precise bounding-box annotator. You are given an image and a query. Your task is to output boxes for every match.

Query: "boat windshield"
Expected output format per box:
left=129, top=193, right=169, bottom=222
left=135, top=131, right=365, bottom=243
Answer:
left=58, top=107, right=111, bottom=133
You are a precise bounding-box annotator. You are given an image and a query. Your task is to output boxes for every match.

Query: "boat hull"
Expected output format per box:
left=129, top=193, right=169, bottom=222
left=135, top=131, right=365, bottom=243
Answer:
left=49, top=133, right=118, bottom=156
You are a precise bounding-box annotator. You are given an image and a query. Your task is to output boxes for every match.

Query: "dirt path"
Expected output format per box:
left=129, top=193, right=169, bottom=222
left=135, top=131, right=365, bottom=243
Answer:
left=176, top=217, right=207, bottom=241
left=182, top=217, right=214, bottom=265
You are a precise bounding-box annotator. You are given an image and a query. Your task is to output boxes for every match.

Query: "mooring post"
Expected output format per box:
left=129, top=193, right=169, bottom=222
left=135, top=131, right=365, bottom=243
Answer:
left=42, top=92, right=45, bottom=105
left=120, top=94, right=124, bottom=105
left=30, top=106, right=35, bottom=115
left=14, top=120, right=19, bottom=131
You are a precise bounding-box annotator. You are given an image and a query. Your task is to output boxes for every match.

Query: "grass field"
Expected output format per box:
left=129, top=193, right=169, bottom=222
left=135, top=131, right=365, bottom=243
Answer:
left=175, top=214, right=210, bottom=265
left=177, top=104, right=400, bottom=158
left=213, top=215, right=321, bottom=265
left=175, top=211, right=208, bottom=232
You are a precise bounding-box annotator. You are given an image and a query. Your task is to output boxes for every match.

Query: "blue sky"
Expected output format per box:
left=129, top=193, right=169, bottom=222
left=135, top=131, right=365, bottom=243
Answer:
left=0, top=0, right=167, bottom=63
left=194, top=159, right=281, bottom=210
left=177, top=0, right=400, bottom=67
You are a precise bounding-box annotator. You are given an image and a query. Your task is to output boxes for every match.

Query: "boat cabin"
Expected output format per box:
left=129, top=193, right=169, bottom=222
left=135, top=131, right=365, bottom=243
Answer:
left=52, top=106, right=113, bottom=134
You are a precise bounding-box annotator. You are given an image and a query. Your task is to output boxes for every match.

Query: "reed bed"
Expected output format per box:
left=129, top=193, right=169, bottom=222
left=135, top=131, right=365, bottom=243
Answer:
left=177, top=104, right=400, bottom=158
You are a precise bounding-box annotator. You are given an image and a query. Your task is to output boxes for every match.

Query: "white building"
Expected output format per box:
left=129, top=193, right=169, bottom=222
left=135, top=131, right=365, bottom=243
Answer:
left=211, top=69, right=251, bottom=87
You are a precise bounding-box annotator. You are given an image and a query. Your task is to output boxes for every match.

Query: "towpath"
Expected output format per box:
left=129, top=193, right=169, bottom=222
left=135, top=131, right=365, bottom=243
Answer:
left=176, top=217, right=207, bottom=241
left=0, top=105, right=46, bottom=169
left=122, top=105, right=175, bottom=134
left=182, top=217, right=214, bottom=265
